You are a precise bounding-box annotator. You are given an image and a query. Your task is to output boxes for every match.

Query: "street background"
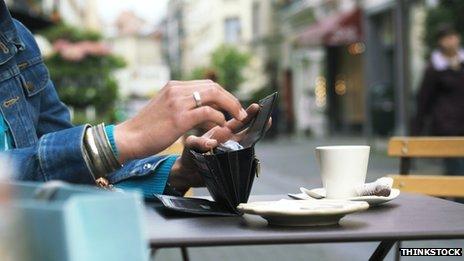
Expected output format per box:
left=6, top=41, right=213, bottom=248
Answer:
left=159, top=137, right=462, bottom=261
left=5, top=0, right=464, bottom=260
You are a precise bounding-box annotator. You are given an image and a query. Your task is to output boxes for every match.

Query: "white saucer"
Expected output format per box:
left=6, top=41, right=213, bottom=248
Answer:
left=296, top=187, right=400, bottom=206
left=237, top=199, right=369, bottom=226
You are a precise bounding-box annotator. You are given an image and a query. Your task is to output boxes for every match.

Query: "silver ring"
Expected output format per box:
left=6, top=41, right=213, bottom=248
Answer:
left=193, top=91, right=202, bottom=108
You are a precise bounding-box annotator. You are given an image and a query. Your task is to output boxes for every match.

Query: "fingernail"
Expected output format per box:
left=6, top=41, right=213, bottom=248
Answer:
left=206, top=140, right=216, bottom=148
left=239, top=109, right=247, bottom=120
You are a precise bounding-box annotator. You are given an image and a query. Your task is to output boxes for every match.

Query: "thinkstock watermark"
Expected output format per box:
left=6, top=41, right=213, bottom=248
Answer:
left=400, top=248, right=462, bottom=256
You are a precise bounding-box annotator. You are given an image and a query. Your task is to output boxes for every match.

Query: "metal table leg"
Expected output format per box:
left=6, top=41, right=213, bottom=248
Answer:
left=395, top=241, right=402, bottom=261
left=150, top=248, right=158, bottom=259
left=181, top=247, right=190, bottom=261
left=369, top=240, right=396, bottom=261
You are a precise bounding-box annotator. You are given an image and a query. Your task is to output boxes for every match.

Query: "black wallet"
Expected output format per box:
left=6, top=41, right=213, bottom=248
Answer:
left=156, top=92, right=278, bottom=216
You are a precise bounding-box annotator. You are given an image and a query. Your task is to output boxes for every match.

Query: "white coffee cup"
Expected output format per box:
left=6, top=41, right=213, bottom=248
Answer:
left=315, top=145, right=370, bottom=199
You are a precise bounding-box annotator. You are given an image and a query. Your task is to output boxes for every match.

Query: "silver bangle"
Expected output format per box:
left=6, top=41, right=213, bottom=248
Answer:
left=93, top=124, right=120, bottom=173
left=82, top=126, right=95, bottom=178
left=91, top=125, right=112, bottom=174
left=96, top=123, right=121, bottom=168
left=83, top=123, right=122, bottom=182
left=84, top=126, right=106, bottom=179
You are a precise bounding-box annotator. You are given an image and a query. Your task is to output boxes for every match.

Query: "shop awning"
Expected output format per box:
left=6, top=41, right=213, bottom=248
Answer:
left=296, top=8, right=363, bottom=47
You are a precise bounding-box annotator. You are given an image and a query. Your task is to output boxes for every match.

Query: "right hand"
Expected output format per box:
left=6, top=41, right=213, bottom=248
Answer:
left=167, top=103, right=269, bottom=193
left=114, top=80, right=247, bottom=163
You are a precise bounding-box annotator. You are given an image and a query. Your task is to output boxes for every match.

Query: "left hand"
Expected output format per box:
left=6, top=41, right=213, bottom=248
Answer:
left=168, top=103, right=271, bottom=193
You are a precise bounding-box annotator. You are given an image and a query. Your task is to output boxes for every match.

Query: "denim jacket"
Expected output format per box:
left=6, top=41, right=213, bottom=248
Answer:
left=0, top=3, right=172, bottom=188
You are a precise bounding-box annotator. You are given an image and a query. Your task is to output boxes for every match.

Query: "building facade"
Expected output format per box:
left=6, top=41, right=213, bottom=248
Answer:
left=276, top=0, right=361, bottom=137
left=163, top=0, right=276, bottom=99
left=162, top=0, right=184, bottom=80
left=108, top=11, right=170, bottom=98
left=160, top=0, right=432, bottom=138
left=363, top=0, right=429, bottom=137
left=276, top=0, right=431, bottom=138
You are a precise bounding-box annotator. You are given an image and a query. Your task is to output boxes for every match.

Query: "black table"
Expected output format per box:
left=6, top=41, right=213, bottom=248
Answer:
left=145, top=193, right=464, bottom=260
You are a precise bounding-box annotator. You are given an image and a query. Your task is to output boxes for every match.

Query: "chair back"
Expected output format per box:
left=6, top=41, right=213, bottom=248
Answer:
left=387, top=136, right=464, bottom=197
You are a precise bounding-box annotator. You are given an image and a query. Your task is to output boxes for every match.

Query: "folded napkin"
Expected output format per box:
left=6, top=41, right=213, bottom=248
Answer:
left=355, top=177, right=393, bottom=197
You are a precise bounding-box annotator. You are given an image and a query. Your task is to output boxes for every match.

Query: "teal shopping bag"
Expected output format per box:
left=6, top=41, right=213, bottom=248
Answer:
left=5, top=181, right=148, bottom=261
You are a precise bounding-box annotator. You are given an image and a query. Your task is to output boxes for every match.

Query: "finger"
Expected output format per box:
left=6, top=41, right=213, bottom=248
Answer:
left=185, top=106, right=226, bottom=127
left=169, top=81, right=218, bottom=95
left=169, top=80, right=214, bottom=86
left=173, top=81, right=242, bottom=112
left=196, top=121, right=218, bottom=133
left=164, top=81, right=216, bottom=98
left=185, top=135, right=218, bottom=152
left=201, top=88, right=247, bottom=121
left=203, top=126, right=234, bottom=143
left=181, top=83, right=247, bottom=121
left=200, top=103, right=260, bottom=143
left=231, top=129, right=247, bottom=142
left=173, top=81, right=242, bottom=111
left=225, top=103, right=260, bottom=133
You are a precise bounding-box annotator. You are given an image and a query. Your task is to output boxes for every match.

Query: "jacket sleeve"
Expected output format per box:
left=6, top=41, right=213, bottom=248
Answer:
left=36, top=80, right=74, bottom=136
left=3, top=125, right=95, bottom=184
left=111, top=155, right=178, bottom=198
left=412, top=65, right=438, bottom=135
left=1, top=18, right=175, bottom=188
left=4, top=122, right=176, bottom=189
left=0, top=78, right=99, bottom=183
left=5, top=80, right=173, bottom=188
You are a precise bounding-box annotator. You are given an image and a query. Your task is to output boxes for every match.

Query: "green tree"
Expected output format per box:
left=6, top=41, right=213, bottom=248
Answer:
left=41, top=23, right=101, bottom=42
left=187, top=66, right=209, bottom=80
left=211, top=45, right=250, bottom=93
left=41, top=24, right=125, bottom=124
left=425, top=0, right=464, bottom=52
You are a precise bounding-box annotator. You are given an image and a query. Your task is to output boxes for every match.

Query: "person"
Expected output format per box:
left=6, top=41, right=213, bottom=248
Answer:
left=412, top=24, right=464, bottom=175
left=0, top=2, right=264, bottom=196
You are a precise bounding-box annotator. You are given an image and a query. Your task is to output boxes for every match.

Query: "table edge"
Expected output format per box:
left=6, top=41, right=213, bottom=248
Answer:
left=149, top=233, right=464, bottom=248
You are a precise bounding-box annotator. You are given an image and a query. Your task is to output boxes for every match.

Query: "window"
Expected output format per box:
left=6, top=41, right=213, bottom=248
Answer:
left=224, top=17, right=241, bottom=44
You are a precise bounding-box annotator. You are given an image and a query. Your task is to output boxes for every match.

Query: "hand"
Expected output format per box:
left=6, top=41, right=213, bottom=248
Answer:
left=168, top=104, right=271, bottom=193
left=113, top=80, right=247, bottom=163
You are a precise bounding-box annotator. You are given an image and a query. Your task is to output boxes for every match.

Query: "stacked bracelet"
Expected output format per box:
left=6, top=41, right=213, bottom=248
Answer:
left=82, top=123, right=122, bottom=185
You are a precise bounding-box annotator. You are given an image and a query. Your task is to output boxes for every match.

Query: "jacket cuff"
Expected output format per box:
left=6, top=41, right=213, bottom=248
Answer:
left=153, top=155, right=177, bottom=192
left=37, top=125, right=94, bottom=184
left=114, top=155, right=178, bottom=198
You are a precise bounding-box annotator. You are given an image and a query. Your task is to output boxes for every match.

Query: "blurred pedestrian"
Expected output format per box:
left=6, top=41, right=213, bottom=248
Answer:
left=412, top=23, right=464, bottom=175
